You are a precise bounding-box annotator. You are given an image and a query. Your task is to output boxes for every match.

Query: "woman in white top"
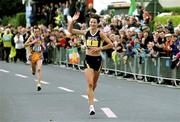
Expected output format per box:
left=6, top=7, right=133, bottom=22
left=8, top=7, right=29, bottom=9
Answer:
left=14, top=32, right=26, bottom=63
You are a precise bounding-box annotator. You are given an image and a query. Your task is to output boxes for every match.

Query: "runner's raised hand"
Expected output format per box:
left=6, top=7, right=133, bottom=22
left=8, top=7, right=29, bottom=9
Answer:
left=72, top=12, right=80, bottom=22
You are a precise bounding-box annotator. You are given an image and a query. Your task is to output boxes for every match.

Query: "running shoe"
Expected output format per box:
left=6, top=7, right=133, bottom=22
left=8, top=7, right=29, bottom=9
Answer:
left=36, top=83, right=41, bottom=91
left=89, top=105, right=95, bottom=115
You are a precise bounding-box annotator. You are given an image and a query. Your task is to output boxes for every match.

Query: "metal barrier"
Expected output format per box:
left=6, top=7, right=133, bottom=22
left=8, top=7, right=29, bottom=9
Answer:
left=58, top=48, right=180, bottom=86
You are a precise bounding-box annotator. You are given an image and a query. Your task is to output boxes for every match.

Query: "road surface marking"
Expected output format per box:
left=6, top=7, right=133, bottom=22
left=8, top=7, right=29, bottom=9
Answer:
left=101, top=107, right=117, bottom=118
left=0, top=69, right=9, bottom=73
left=81, top=95, right=98, bottom=102
left=40, top=80, right=50, bottom=84
left=58, top=87, right=74, bottom=92
left=34, top=79, right=50, bottom=84
left=15, top=74, right=28, bottom=78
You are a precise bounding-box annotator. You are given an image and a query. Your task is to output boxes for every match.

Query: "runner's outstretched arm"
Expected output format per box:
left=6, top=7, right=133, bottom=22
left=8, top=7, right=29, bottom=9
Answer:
left=68, top=12, right=86, bottom=35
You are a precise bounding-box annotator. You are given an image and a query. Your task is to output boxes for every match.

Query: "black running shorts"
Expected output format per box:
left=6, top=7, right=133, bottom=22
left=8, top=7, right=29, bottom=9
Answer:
left=84, top=55, right=103, bottom=71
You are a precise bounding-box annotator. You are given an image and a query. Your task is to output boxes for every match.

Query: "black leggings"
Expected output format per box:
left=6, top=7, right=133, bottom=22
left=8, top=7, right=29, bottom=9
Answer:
left=14, top=48, right=26, bottom=62
left=4, top=47, right=11, bottom=62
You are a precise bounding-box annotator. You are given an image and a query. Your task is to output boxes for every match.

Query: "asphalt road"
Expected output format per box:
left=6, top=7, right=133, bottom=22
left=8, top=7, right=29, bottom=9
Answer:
left=0, top=61, right=180, bottom=122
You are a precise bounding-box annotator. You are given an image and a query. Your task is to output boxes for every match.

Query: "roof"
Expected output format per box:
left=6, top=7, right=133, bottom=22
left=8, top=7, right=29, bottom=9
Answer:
left=145, top=0, right=163, bottom=14
left=108, top=2, right=130, bottom=9
left=159, top=0, right=180, bottom=7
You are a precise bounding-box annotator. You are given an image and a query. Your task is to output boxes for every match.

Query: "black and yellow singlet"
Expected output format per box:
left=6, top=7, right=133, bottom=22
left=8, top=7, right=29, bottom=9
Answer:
left=84, top=30, right=103, bottom=71
left=85, top=30, right=101, bottom=48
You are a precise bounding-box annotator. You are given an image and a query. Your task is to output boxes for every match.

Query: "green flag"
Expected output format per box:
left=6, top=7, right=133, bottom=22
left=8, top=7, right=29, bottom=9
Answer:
left=128, top=0, right=136, bottom=15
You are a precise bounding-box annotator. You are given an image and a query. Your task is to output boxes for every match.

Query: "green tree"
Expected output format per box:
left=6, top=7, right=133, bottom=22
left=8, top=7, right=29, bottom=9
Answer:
left=0, top=0, right=25, bottom=18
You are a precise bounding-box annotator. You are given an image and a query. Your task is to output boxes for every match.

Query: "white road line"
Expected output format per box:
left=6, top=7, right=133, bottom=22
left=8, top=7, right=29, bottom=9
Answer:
left=40, top=80, right=50, bottom=85
left=0, top=69, right=9, bottom=73
left=15, top=74, right=28, bottom=78
left=34, top=79, right=50, bottom=85
left=58, top=87, right=74, bottom=92
left=101, top=107, right=117, bottom=118
left=81, top=95, right=98, bottom=102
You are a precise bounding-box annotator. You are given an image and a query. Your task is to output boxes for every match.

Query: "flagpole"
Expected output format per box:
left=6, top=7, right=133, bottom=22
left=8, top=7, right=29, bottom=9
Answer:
left=140, top=0, right=144, bottom=7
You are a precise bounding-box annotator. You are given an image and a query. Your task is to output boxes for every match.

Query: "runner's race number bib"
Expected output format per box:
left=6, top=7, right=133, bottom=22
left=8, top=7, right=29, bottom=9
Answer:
left=32, top=45, right=42, bottom=52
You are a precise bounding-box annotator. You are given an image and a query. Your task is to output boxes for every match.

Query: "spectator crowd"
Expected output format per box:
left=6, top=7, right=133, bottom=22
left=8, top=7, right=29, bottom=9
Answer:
left=0, top=1, right=180, bottom=85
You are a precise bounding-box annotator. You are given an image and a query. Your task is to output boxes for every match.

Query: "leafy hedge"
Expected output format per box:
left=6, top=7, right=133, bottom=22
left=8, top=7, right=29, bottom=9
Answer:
left=1, top=12, right=25, bottom=27
left=0, top=16, right=11, bottom=26
left=16, top=13, right=26, bottom=27
left=150, top=16, right=180, bottom=31
left=37, top=19, right=46, bottom=25
left=162, top=7, right=180, bottom=14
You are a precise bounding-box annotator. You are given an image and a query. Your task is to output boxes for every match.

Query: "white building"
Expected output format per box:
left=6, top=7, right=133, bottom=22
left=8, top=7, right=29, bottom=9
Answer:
left=159, top=0, right=180, bottom=7
left=94, top=0, right=180, bottom=14
left=94, top=0, right=130, bottom=14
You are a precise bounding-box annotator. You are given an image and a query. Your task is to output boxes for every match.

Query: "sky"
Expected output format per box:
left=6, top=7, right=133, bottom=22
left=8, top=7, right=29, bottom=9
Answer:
left=94, top=0, right=131, bottom=14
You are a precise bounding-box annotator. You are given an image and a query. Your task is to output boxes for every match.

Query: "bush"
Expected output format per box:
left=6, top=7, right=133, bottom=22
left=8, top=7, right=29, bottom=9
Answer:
left=9, top=17, right=18, bottom=27
left=0, top=12, right=25, bottom=27
left=152, top=16, right=180, bottom=31
left=162, top=7, right=180, bottom=14
left=16, top=12, right=26, bottom=27
left=36, top=19, right=46, bottom=25
left=1, top=16, right=11, bottom=25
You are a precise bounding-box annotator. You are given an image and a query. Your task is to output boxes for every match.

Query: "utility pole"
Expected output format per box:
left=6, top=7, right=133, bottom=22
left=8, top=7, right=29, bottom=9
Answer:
left=154, top=0, right=159, bottom=16
left=25, top=0, right=32, bottom=27
left=140, top=0, right=144, bottom=7
left=154, top=0, right=156, bottom=16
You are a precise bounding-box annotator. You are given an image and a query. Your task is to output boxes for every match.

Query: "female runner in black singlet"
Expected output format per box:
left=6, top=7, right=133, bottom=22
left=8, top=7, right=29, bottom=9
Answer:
left=68, top=12, right=113, bottom=115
